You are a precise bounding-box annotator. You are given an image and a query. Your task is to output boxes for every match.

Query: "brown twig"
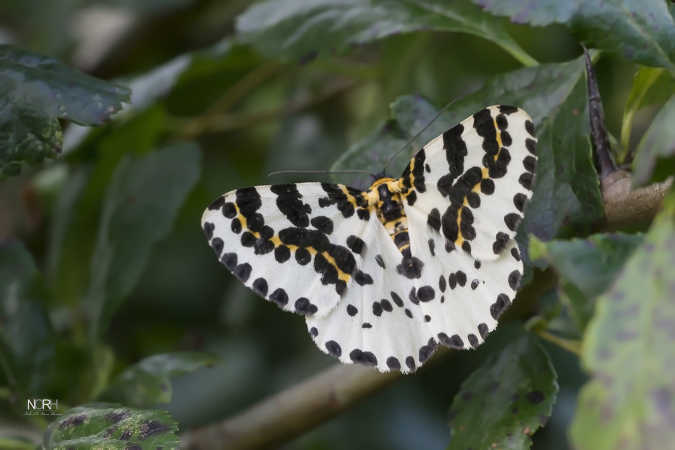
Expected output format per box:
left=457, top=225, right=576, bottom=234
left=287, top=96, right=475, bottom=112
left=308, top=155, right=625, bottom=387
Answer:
left=183, top=364, right=401, bottom=450
left=176, top=80, right=357, bottom=138
left=583, top=47, right=617, bottom=178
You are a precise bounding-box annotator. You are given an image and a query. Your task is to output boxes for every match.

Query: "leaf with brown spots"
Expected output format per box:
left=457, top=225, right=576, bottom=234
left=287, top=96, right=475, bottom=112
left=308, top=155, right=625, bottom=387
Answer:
left=43, top=403, right=179, bottom=449
left=571, top=191, right=675, bottom=450
left=447, top=330, right=558, bottom=449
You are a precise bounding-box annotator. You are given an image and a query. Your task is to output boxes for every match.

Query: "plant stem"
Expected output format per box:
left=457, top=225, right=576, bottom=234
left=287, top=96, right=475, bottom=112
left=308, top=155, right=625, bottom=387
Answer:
left=535, top=330, right=582, bottom=356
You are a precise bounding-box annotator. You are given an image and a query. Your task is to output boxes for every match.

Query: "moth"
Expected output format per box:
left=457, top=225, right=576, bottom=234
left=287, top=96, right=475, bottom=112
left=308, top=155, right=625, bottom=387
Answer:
left=202, top=105, right=536, bottom=373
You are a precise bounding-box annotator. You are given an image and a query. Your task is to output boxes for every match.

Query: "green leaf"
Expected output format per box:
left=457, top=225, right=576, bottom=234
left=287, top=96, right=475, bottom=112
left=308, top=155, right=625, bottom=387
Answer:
left=632, top=94, right=675, bottom=187
left=530, top=233, right=643, bottom=331
left=64, top=40, right=262, bottom=153
left=43, top=404, right=180, bottom=449
left=48, top=107, right=169, bottom=306
left=87, top=142, right=201, bottom=338
left=447, top=330, right=558, bottom=449
left=473, top=0, right=675, bottom=70
left=336, top=57, right=586, bottom=176
left=0, top=241, right=55, bottom=396
left=236, top=0, right=537, bottom=66
left=619, top=67, right=664, bottom=157
left=100, top=352, right=217, bottom=408
left=0, top=45, right=130, bottom=176
left=570, top=191, right=675, bottom=450
left=521, top=75, right=602, bottom=242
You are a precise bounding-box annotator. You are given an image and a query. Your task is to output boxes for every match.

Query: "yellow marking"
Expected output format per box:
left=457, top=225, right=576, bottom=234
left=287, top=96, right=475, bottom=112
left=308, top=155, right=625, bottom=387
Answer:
left=321, top=251, right=351, bottom=282
left=339, top=185, right=359, bottom=210
left=493, top=115, right=503, bottom=161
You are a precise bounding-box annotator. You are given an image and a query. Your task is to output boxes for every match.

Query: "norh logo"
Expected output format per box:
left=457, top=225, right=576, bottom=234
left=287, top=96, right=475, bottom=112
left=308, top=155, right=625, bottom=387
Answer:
left=25, top=398, right=61, bottom=416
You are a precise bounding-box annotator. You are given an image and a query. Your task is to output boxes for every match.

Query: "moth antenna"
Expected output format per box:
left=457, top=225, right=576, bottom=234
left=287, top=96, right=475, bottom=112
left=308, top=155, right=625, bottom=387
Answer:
left=384, top=95, right=465, bottom=172
left=267, top=169, right=374, bottom=178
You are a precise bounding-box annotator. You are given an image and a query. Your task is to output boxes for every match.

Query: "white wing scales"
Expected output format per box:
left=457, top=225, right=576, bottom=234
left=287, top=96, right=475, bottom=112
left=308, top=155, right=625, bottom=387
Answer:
left=202, top=105, right=537, bottom=373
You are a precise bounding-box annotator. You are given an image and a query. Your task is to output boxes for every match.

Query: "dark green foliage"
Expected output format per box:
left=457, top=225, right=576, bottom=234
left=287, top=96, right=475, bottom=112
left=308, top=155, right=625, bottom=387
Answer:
left=472, top=0, right=675, bottom=70
left=632, top=95, right=675, bottom=186
left=531, top=233, right=643, bottom=332
left=100, top=352, right=218, bottom=408
left=237, top=0, right=536, bottom=65
left=571, top=192, right=675, bottom=450
left=0, top=45, right=129, bottom=176
left=0, top=1, right=673, bottom=449
left=448, top=330, right=558, bottom=449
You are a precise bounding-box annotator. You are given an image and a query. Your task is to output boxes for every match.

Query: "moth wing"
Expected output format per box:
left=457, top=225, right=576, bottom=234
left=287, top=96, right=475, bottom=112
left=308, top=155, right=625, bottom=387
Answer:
left=202, top=182, right=375, bottom=317
left=306, top=218, right=441, bottom=374
left=400, top=105, right=537, bottom=262
left=403, top=203, right=523, bottom=350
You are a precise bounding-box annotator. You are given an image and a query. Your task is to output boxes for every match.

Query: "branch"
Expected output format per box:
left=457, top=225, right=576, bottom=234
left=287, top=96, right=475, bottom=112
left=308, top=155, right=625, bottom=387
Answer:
left=182, top=174, right=669, bottom=450
left=584, top=47, right=617, bottom=177
left=183, top=364, right=401, bottom=450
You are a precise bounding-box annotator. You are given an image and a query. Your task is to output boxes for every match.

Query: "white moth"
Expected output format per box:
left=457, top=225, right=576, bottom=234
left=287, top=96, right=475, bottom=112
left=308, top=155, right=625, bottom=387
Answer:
left=202, top=105, right=537, bottom=373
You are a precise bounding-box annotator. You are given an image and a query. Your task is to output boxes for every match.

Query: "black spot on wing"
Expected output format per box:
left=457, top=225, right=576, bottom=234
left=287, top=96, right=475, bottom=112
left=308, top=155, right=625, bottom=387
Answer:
left=252, top=278, right=268, bottom=296
left=350, top=349, right=377, bottom=366
left=311, top=216, right=333, bottom=234
left=326, top=340, right=342, bottom=357
left=386, top=357, right=401, bottom=370
left=513, top=193, right=527, bottom=212
left=208, top=196, right=225, bottom=211
left=236, top=188, right=264, bottom=231
left=295, top=297, right=318, bottom=315
left=270, top=288, right=288, bottom=306
left=499, top=105, right=518, bottom=114
left=210, top=237, right=224, bottom=257
left=375, top=254, right=386, bottom=269
left=473, top=109, right=498, bottom=155
left=440, top=123, right=468, bottom=194
left=319, top=183, right=354, bottom=218
left=396, top=256, right=424, bottom=279
left=347, top=304, right=358, bottom=316
left=526, top=138, right=537, bottom=155
left=493, top=232, right=509, bottom=254
left=220, top=252, right=237, bottom=270
left=222, top=202, right=236, bottom=218
left=202, top=222, right=214, bottom=240
left=354, top=270, right=373, bottom=286
left=427, top=208, right=441, bottom=232
left=417, top=286, right=435, bottom=302
left=234, top=263, right=252, bottom=282
left=271, top=184, right=312, bottom=228
left=525, top=120, right=536, bottom=137
left=490, top=293, right=511, bottom=320
left=508, top=270, right=522, bottom=290
left=346, top=235, right=366, bottom=254
left=391, top=291, right=404, bottom=307
left=504, top=213, right=521, bottom=231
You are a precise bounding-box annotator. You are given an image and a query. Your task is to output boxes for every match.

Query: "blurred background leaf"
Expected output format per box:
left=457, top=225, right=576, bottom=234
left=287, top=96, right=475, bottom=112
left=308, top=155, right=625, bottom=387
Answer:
left=570, top=191, right=675, bottom=450
left=99, top=352, right=217, bottom=408
left=473, top=0, right=675, bottom=70
left=0, top=45, right=129, bottom=176
left=530, top=233, right=643, bottom=333
left=631, top=94, right=675, bottom=187
left=237, top=0, right=537, bottom=66
left=87, top=142, right=201, bottom=338
left=0, top=1, right=672, bottom=449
